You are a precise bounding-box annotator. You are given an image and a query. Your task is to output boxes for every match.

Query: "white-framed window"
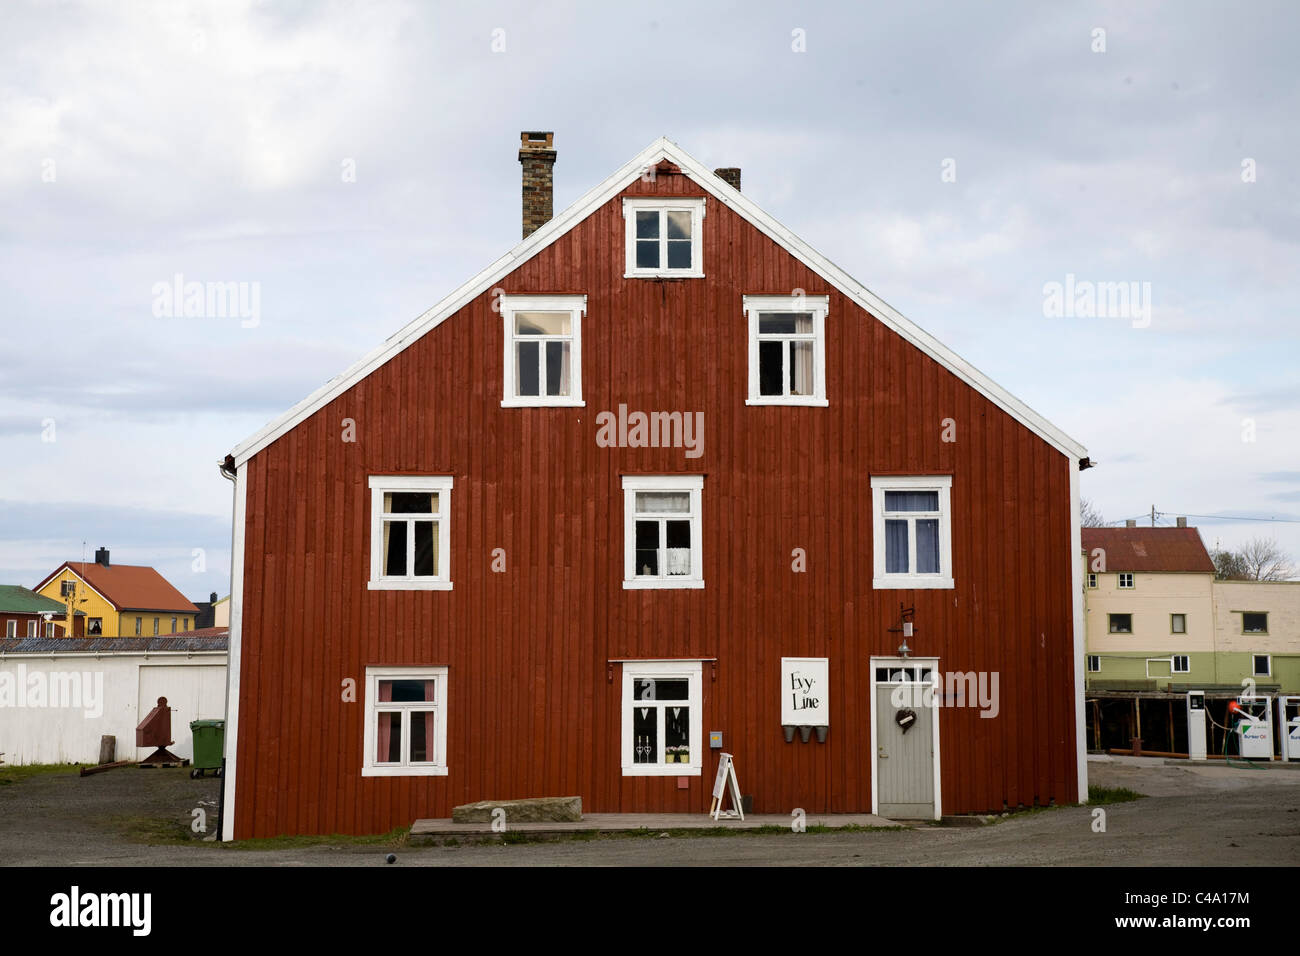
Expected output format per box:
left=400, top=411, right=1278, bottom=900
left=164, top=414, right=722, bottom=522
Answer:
left=368, top=476, right=454, bottom=590
left=1171, top=613, right=1186, bottom=634
left=5, top=620, right=14, bottom=637
left=1086, top=572, right=1097, bottom=589
left=1253, top=654, right=1271, bottom=677
left=170, top=616, right=177, bottom=633
left=870, top=476, right=954, bottom=589
left=499, top=294, right=585, bottom=407
left=1172, top=655, right=1190, bottom=674
left=362, top=667, right=448, bottom=777
left=743, top=295, right=829, bottom=406
left=134, top=616, right=142, bottom=636
left=622, top=197, right=705, bottom=278
left=621, top=660, right=703, bottom=776
left=1087, top=655, right=1100, bottom=673
left=43, top=621, right=54, bottom=637
left=88, top=617, right=102, bottom=635
left=1108, top=613, right=1132, bottom=634
left=60, top=580, right=76, bottom=597
left=1118, top=572, right=1134, bottom=589
left=622, top=475, right=704, bottom=589
left=26, top=620, right=36, bottom=637
left=152, top=617, right=159, bottom=636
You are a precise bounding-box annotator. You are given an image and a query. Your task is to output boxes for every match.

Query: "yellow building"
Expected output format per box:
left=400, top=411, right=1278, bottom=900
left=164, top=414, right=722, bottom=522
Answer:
left=34, top=549, right=199, bottom=638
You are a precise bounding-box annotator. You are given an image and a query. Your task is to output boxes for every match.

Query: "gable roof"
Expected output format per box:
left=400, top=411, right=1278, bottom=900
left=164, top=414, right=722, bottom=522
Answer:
left=0, top=585, right=73, bottom=616
left=1081, top=527, right=1215, bottom=573
left=33, top=562, right=200, bottom=614
left=228, top=137, right=1087, bottom=466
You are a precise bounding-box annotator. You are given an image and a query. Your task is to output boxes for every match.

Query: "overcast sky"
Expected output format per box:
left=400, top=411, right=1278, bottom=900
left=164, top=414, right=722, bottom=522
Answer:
left=2, top=0, right=1298, bottom=597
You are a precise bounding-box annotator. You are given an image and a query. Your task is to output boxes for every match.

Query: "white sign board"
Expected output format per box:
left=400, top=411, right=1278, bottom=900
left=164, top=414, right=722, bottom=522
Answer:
left=709, top=753, right=743, bottom=820
left=781, top=657, right=829, bottom=726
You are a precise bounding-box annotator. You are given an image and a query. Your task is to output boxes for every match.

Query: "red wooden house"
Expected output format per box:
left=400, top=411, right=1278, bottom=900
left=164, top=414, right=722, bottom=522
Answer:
left=219, top=133, right=1088, bottom=839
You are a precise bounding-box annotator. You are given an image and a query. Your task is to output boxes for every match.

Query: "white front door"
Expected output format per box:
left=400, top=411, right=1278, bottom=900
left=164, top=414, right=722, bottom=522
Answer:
left=871, top=657, right=940, bottom=820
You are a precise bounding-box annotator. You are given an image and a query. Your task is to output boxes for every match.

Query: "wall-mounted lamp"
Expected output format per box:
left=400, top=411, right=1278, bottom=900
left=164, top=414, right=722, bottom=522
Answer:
left=889, top=604, right=917, bottom=658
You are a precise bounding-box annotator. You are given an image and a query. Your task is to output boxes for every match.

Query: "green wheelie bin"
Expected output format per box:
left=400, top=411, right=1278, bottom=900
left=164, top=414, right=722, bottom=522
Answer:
left=189, top=719, right=225, bottom=778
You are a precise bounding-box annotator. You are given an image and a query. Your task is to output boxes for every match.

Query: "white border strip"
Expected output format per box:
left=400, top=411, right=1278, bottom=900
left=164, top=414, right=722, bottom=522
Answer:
left=220, top=462, right=247, bottom=841
left=1070, top=457, right=1087, bottom=803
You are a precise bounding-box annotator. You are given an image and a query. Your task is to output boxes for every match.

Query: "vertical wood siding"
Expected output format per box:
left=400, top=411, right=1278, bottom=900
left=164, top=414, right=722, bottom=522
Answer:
left=233, top=171, right=1077, bottom=837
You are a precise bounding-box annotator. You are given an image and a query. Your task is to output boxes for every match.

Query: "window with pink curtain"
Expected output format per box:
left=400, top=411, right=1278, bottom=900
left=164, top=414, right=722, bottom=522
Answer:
left=375, top=677, right=439, bottom=766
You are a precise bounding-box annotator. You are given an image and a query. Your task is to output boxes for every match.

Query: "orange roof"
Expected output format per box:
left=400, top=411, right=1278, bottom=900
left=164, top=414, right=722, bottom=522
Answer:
left=37, top=561, right=199, bottom=613
left=1081, top=527, right=1214, bottom=573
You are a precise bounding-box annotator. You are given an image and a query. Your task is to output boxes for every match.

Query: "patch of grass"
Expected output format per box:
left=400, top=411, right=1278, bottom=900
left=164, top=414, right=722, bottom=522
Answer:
left=112, top=815, right=413, bottom=850
left=1088, top=785, right=1144, bottom=805
left=221, top=827, right=411, bottom=851
left=0, top=762, right=83, bottom=786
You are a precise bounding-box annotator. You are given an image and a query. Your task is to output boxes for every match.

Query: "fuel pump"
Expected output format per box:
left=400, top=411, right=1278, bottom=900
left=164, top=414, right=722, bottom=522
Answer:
left=1186, top=691, right=1207, bottom=760
left=1227, top=696, right=1273, bottom=760
left=1278, top=696, right=1300, bottom=762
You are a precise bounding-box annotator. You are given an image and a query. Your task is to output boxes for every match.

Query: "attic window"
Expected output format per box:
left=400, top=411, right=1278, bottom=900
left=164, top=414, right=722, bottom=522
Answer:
left=744, top=296, right=830, bottom=406
left=499, top=295, right=586, bottom=408
left=623, top=198, right=705, bottom=278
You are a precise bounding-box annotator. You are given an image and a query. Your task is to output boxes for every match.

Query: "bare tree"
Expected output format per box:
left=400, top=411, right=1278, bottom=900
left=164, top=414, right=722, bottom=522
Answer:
left=1237, top=536, right=1295, bottom=581
left=1212, top=536, right=1294, bottom=581
left=1080, top=497, right=1107, bottom=528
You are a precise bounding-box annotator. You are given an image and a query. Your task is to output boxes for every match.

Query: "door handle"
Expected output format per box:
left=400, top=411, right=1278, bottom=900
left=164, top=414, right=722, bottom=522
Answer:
left=878, top=747, right=888, bottom=758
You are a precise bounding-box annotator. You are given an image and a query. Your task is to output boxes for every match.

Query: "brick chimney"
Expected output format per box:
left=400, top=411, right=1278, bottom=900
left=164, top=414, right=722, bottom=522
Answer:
left=714, top=167, right=741, bottom=191
left=519, top=131, right=556, bottom=238
left=95, top=547, right=110, bottom=567
left=1125, top=520, right=1137, bottom=528
left=1176, top=516, right=1187, bottom=527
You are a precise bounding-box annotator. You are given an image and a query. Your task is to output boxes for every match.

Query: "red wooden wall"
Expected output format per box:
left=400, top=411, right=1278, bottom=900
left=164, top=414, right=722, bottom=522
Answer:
left=231, top=170, right=1077, bottom=837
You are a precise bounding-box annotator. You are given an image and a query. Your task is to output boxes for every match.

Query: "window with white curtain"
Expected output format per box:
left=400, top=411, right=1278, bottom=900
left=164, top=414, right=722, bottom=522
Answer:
left=499, top=295, right=585, bottom=407
left=622, top=475, right=704, bottom=589
left=368, top=476, right=453, bottom=590
left=362, top=666, right=448, bottom=776
left=870, top=476, right=954, bottom=589
left=744, top=295, right=829, bottom=406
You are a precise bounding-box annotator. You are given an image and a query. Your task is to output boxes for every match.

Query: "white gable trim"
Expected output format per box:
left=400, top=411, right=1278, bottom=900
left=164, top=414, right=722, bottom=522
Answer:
left=229, top=138, right=1086, bottom=465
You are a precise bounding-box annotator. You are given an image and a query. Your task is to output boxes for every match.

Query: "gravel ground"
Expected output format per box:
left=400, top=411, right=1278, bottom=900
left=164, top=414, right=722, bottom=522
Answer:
left=1, top=756, right=1297, bottom=866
